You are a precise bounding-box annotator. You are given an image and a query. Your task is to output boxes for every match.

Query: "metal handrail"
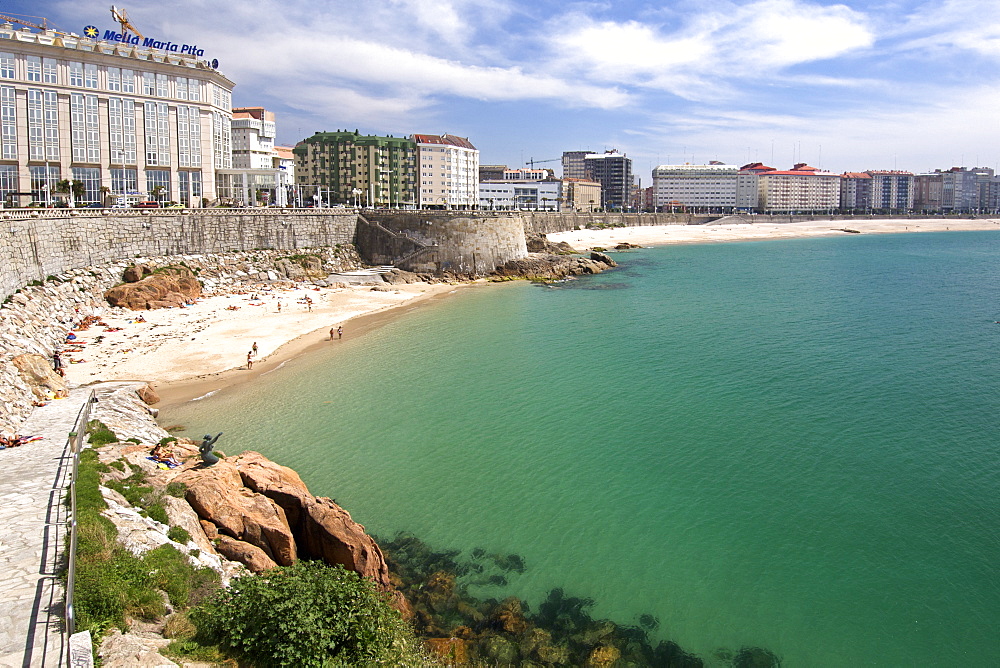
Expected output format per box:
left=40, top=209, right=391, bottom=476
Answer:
left=64, top=389, right=95, bottom=640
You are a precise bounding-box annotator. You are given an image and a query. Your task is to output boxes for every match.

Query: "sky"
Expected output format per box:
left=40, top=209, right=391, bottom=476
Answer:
left=11, top=0, right=1000, bottom=177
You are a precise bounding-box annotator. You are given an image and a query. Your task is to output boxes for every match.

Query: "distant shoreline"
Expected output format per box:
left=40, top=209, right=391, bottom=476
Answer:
left=547, top=218, right=1000, bottom=250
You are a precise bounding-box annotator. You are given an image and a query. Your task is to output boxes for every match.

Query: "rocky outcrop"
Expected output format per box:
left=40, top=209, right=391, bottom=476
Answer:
left=135, top=383, right=160, bottom=405
left=11, top=353, right=67, bottom=400
left=526, top=233, right=579, bottom=255
left=104, top=266, right=202, bottom=310
left=169, top=450, right=393, bottom=594
left=173, top=460, right=298, bottom=568
left=493, top=251, right=617, bottom=281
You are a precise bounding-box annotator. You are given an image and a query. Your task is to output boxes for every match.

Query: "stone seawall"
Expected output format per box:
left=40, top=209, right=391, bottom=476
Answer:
left=362, top=212, right=528, bottom=275
left=1, top=210, right=358, bottom=302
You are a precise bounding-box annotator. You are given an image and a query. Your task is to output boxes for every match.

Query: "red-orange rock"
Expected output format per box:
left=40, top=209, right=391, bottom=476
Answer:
left=215, top=535, right=278, bottom=572
left=174, top=461, right=297, bottom=566
left=135, top=383, right=160, bottom=405
left=104, top=266, right=201, bottom=310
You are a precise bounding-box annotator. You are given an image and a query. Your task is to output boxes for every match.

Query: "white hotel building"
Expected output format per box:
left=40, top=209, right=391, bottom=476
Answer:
left=0, top=21, right=234, bottom=206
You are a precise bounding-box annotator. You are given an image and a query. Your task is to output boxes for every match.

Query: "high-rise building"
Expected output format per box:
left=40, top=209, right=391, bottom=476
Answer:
left=867, top=171, right=913, bottom=211
left=293, top=130, right=416, bottom=207
left=413, top=133, right=478, bottom=209
left=0, top=21, right=234, bottom=207
left=479, top=164, right=507, bottom=181
left=913, top=172, right=944, bottom=212
left=736, top=163, right=774, bottom=211
left=561, top=150, right=595, bottom=180
left=231, top=107, right=276, bottom=169
left=584, top=150, right=633, bottom=210
left=840, top=173, right=872, bottom=211
left=652, top=163, right=738, bottom=210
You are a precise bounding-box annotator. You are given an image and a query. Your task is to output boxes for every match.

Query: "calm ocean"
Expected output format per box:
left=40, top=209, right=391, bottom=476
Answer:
left=161, top=231, right=1000, bottom=666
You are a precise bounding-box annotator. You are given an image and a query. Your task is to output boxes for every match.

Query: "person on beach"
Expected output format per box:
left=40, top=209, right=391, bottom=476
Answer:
left=247, top=351, right=253, bottom=369
left=338, top=325, right=343, bottom=339
left=53, top=351, right=64, bottom=377
left=330, top=327, right=335, bottom=340
left=252, top=342, right=258, bottom=357
left=277, top=301, right=281, bottom=313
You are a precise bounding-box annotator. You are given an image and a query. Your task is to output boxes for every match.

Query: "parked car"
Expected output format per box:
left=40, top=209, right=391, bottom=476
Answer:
left=163, top=203, right=185, bottom=209
left=82, top=202, right=105, bottom=208
left=132, top=201, right=160, bottom=208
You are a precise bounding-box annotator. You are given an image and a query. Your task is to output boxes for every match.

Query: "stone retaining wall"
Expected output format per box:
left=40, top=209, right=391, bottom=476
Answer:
left=1, top=210, right=358, bottom=302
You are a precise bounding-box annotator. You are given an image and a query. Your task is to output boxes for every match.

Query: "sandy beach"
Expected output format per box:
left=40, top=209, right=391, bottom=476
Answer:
left=60, top=218, right=1000, bottom=408
left=62, top=281, right=466, bottom=407
left=547, top=217, right=1000, bottom=249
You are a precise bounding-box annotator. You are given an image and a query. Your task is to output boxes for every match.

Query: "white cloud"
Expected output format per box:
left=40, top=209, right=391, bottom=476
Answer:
left=547, top=0, right=873, bottom=97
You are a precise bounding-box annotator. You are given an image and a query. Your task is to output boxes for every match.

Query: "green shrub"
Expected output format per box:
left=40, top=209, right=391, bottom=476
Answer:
left=192, top=560, right=427, bottom=667
left=158, top=436, right=178, bottom=446
left=86, top=419, right=118, bottom=446
left=167, top=525, right=191, bottom=545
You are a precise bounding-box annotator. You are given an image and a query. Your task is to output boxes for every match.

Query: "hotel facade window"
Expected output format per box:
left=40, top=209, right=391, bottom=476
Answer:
left=0, top=24, right=233, bottom=205
left=0, top=52, right=13, bottom=79
left=0, top=86, right=15, bottom=160
left=72, top=166, right=101, bottom=204
left=0, top=164, right=17, bottom=201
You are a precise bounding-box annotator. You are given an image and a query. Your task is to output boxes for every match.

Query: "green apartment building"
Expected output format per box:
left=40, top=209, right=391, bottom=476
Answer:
left=293, top=130, right=416, bottom=207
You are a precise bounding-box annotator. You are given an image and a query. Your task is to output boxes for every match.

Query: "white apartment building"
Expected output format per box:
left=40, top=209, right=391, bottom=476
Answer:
left=414, top=133, right=479, bottom=209
left=479, top=180, right=561, bottom=210
left=0, top=21, right=234, bottom=206
left=757, top=164, right=841, bottom=211
left=217, top=107, right=296, bottom=206
left=231, top=107, right=275, bottom=169
left=652, top=163, right=738, bottom=210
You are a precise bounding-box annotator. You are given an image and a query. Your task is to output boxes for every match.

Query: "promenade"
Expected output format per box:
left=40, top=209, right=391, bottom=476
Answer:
left=0, top=390, right=89, bottom=667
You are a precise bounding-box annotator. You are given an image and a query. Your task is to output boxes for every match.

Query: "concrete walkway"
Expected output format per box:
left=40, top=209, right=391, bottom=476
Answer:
left=0, top=389, right=91, bottom=668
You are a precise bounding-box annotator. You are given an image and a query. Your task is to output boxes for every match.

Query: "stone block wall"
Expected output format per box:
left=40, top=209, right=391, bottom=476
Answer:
left=363, top=212, right=528, bottom=275
left=1, top=210, right=358, bottom=302
left=523, top=212, right=720, bottom=235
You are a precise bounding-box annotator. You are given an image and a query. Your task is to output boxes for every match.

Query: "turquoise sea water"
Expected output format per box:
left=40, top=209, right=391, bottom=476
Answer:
left=161, top=231, right=1000, bottom=666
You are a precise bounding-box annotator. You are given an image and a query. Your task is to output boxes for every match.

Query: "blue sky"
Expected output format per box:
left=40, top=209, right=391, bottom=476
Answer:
left=13, top=0, right=1000, bottom=177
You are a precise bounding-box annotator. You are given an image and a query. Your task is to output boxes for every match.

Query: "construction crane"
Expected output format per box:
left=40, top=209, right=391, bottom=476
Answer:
left=526, top=158, right=559, bottom=169
left=110, top=5, right=144, bottom=39
left=0, top=13, right=49, bottom=31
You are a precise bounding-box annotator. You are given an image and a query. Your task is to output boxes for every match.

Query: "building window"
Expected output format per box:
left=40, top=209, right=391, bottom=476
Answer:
left=156, top=73, right=168, bottom=97
left=27, top=89, right=59, bottom=161
left=0, top=164, right=16, bottom=203
left=177, top=105, right=201, bottom=168
left=176, top=76, right=187, bottom=100
left=111, top=167, right=138, bottom=196
left=108, top=97, right=137, bottom=165
left=0, top=52, right=15, bottom=79
left=0, top=86, right=14, bottom=160
left=187, top=78, right=200, bottom=101
left=142, top=71, right=155, bottom=95
left=29, top=165, right=59, bottom=204
left=71, top=93, right=100, bottom=163
left=72, top=166, right=101, bottom=205
left=69, top=61, right=83, bottom=86
left=146, top=168, right=170, bottom=200
left=121, top=68, right=135, bottom=93
left=178, top=170, right=201, bottom=206
left=212, top=111, right=231, bottom=169
left=42, top=57, right=57, bottom=83
left=107, top=66, right=120, bottom=91
left=143, top=101, right=170, bottom=166
left=84, top=63, right=98, bottom=89
left=27, top=55, right=41, bottom=82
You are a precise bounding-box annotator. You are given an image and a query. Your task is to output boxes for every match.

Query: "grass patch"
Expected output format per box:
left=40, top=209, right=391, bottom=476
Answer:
left=72, top=449, right=221, bottom=638
left=86, top=419, right=118, bottom=446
